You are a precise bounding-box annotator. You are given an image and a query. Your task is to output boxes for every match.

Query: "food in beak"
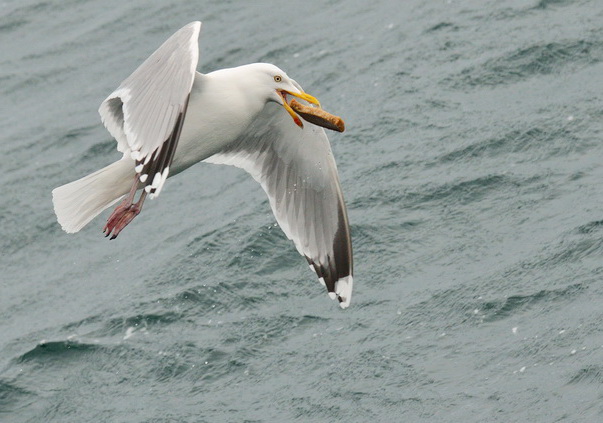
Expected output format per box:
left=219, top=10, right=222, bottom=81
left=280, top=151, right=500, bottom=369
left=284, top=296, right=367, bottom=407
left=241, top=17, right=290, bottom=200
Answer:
left=289, top=99, right=345, bottom=133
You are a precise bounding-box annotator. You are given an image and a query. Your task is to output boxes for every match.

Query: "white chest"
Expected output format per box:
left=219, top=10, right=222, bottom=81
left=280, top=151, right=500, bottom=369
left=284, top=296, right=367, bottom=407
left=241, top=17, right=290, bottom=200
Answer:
left=170, top=74, right=261, bottom=175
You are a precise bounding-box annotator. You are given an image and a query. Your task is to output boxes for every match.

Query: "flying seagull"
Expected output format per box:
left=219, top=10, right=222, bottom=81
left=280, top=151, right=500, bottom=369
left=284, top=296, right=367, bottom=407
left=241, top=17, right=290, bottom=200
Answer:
left=52, top=21, right=353, bottom=308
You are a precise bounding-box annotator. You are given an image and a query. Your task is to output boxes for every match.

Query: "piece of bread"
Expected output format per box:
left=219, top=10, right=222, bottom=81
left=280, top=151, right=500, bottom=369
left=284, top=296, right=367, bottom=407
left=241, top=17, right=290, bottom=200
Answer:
left=290, top=99, right=345, bottom=132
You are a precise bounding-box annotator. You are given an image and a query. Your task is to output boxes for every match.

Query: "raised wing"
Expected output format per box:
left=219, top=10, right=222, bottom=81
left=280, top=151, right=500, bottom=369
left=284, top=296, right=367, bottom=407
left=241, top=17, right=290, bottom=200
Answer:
left=204, top=103, right=353, bottom=308
left=98, top=21, right=201, bottom=198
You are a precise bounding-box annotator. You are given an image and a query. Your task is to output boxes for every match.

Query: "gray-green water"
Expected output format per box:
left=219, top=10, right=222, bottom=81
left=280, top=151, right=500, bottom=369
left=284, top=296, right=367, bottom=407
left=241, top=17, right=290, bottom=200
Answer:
left=2, top=0, right=603, bottom=421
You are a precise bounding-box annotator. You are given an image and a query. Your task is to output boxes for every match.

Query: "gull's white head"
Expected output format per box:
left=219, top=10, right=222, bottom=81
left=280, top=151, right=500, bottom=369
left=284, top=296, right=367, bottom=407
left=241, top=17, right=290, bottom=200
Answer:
left=238, top=63, right=321, bottom=128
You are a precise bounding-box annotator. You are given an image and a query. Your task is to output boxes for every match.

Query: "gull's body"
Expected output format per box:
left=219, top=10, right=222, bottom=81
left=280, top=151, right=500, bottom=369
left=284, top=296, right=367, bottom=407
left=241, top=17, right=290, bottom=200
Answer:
left=173, top=68, right=273, bottom=173
left=52, top=22, right=353, bottom=308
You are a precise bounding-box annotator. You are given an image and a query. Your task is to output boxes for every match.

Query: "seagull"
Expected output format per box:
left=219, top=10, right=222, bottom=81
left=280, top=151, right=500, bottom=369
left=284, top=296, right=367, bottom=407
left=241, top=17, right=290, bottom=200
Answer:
left=52, top=21, right=353, bottom=308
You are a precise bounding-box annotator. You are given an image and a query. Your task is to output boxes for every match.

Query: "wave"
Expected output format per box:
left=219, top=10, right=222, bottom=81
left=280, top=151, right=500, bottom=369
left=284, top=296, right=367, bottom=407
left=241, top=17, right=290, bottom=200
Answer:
left=481, top=283, right=585, bottom=322
left=351, top=173, right=513, bottom=210
left=17, top=340, right=101, bottom=363
left=449, top=39, right=603, bottom=89
left=437, top=124, right=582, bottom=164
left=568, top=365, right=603, bottom=384
left=533, top=0, right=574, bottom=10
left=0, top=379, right=36, bottom=415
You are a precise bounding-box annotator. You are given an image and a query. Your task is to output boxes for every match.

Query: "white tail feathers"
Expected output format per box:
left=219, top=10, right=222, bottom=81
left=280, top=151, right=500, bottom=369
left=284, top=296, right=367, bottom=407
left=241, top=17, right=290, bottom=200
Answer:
left=52, top=158, right=134, bottom=233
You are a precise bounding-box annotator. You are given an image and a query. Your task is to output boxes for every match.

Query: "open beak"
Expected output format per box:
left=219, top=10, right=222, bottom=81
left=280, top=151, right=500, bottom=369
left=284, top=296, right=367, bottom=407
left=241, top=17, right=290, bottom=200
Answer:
left=277, top=89, right=321, bottom=128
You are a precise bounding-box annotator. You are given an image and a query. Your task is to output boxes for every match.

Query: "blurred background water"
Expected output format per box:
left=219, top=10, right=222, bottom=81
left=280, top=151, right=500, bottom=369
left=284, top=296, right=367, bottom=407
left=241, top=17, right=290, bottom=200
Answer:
left=2, top=0, right=603, bottom=421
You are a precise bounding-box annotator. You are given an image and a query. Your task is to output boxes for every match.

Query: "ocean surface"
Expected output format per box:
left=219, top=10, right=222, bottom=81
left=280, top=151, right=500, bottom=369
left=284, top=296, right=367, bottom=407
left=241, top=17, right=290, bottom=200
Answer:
left=2, top=0, right=603, bottom=421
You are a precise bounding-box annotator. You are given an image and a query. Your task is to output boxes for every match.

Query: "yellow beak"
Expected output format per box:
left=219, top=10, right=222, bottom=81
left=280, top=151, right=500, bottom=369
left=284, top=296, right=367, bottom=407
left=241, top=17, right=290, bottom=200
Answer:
left=278, top=89, right=321, bottom=128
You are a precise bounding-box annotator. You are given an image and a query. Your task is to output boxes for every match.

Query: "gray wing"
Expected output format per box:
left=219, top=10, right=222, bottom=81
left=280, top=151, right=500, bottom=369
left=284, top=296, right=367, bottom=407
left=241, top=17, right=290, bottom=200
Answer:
left=98, top=21, right=201, bottom=198
left=204, top=103, right=353, bottom=308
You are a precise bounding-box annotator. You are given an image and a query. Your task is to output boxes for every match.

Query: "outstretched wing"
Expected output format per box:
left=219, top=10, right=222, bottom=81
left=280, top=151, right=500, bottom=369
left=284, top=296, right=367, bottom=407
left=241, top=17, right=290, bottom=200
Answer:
left=98, top=21, right=201, bottom=198
left=204, top=103, right=354, bottom=308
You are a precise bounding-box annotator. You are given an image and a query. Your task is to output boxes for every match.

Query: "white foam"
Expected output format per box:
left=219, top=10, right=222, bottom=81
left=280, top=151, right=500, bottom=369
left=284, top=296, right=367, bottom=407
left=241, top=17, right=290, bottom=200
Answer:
left=123, top=327, right=135, bottom=340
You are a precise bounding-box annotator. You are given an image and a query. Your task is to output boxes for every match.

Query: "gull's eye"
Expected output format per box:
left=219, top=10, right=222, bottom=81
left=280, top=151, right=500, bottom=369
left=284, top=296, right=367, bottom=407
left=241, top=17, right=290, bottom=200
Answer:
left=274, top=75, right=282, bottom=83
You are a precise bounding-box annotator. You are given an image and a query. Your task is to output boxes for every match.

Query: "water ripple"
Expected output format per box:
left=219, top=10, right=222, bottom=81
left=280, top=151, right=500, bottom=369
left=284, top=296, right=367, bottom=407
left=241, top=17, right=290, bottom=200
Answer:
left=18, top=340, right=101, bottom=363
left=351, top=174, right=515, bottom=210
left=449, top=39, right=603, bottom=88
left=567, top=365, right=603, bottom=384
left=481, top=284, right=586, bottom=322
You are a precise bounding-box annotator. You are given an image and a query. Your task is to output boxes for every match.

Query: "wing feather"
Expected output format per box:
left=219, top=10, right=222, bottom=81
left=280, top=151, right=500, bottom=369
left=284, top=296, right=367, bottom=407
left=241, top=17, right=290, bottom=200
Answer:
left=204, top=103, right=354, bottom=308
left=98, top=21, right=201, bottom=198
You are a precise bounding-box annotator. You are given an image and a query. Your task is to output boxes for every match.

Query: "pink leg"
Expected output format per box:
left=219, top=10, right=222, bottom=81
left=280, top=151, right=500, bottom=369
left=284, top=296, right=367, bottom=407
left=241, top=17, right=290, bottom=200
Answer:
left=103, top=177, right=147, bottom=240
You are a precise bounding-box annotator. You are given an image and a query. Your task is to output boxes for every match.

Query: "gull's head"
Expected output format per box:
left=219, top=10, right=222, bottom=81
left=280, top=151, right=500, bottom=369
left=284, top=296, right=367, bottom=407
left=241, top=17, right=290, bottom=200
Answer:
left=243, top=63, right=321, bottom=128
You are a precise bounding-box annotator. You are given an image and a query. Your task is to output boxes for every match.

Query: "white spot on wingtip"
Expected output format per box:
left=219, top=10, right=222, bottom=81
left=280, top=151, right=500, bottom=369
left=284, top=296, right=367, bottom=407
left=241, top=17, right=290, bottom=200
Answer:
left=153, top=167, right=169, bottom=197
left=135, top=164, right=143, bottom=173
left=318, top=277, right=326, bottom=287
left=335, top=275, right=353, bottom=309
left=151, top=172, right=162, bottom=189
left=328, top=292, right=336, bottom=300
left=144, top=185, right=152, bottom=193
left=139, top=174, right=148, bottom=183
